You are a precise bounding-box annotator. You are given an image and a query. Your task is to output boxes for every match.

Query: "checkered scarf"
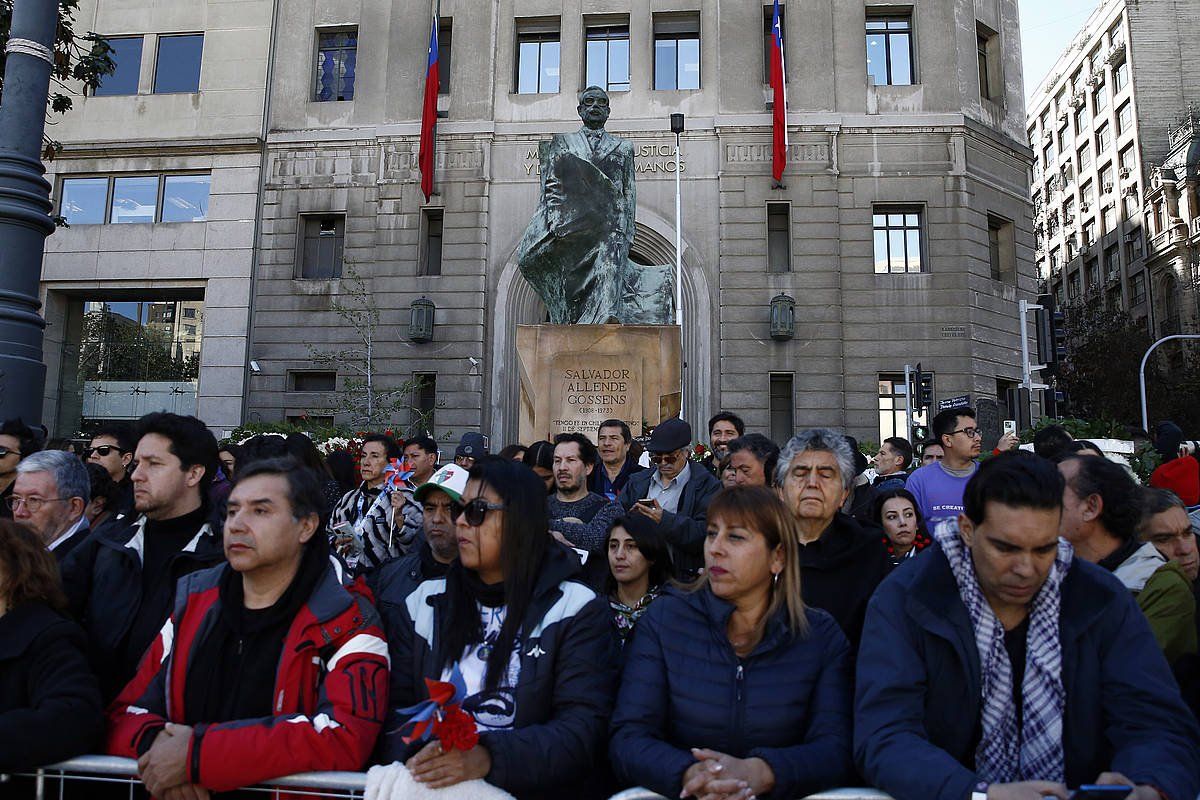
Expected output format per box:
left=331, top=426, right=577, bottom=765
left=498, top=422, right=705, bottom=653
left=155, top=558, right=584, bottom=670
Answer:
left=933, top=519, right=1071, bottom=783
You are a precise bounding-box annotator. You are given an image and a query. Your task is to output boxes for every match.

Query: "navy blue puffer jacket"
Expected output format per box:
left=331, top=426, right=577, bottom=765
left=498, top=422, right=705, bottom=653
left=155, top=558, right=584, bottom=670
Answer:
left=609, top=587, right=854, bottom=798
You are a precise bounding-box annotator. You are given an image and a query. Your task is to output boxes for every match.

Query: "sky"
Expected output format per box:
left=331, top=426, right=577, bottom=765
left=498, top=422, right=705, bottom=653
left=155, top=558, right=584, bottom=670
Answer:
left=1018, top=0, right=1102, bottom=100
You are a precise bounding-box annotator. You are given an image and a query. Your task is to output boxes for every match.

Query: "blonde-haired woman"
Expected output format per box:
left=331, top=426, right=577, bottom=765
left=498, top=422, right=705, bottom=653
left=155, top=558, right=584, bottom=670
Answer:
left=609, top=486, right=853, bottom=800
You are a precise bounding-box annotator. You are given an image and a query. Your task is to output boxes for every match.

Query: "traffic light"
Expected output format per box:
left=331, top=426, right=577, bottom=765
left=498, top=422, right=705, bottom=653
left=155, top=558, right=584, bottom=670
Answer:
left=1042, top=387, right=1070, bottom=420
left=1035, top=293, right=1068, bottom=372
left=914, top=364, right=934, bottom=411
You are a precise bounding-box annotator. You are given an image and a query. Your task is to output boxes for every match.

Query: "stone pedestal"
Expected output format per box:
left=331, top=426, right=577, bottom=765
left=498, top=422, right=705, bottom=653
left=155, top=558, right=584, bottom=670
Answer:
left=516, top=324, right=682, bottom=444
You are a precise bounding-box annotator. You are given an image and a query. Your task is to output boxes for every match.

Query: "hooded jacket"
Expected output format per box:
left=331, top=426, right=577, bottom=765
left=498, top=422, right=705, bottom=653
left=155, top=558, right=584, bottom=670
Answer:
left=609, top=588, right=853, bottom=799
left=380, top=545, right=619, bottom=800
left=0, top=603, right=103, bottom=770
left=1111, top=541, right=1198, bottom=664
left=59, top=511, right=225, bottom=701
left=620, top=463, right=722, bottom=573
left=796, top=512, right=892, bottom=649
left=854, top=544, right=1200, bottom=800
left=106, top=557, right=390, bottom=792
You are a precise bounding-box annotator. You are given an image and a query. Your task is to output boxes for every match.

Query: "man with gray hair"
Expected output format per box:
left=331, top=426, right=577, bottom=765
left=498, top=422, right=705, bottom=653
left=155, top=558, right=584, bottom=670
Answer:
left=11, top=450, right=91, bottom=562
left=776, top=428, right=891, bottom=649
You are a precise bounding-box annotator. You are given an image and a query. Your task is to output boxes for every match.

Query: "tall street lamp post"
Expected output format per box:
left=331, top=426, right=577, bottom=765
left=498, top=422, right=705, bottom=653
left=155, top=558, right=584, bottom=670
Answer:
left=0, top=0, right=59, bottom=423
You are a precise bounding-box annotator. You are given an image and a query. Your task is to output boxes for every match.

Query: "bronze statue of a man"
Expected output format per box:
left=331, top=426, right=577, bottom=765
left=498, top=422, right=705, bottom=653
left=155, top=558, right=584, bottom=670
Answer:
left=516, top=86, right=636, bottom=324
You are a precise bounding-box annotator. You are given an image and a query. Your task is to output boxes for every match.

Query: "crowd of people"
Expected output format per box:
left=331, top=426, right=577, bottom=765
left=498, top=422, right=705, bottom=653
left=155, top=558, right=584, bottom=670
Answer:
left=0, top=408, right=1198, bottom=800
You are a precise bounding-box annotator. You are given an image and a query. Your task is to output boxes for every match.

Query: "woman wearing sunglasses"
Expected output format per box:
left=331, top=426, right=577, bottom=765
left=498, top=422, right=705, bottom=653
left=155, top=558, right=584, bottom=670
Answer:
left=380, top=456, right=619, bottom=799
left=609, top=486, right=854, bottom=800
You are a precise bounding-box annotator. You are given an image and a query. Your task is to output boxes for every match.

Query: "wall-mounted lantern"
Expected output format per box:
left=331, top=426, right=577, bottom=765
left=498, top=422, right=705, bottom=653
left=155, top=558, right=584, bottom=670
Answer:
left=769, top=293, right=795, bottom=340
left=409, top=296, right=435, bottom=342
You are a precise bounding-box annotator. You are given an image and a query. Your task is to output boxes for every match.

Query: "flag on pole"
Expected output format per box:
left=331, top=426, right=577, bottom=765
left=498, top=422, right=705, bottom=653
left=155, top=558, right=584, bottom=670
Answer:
left=769, top=0, right=788, bottom=182
left=418, top=9, right=440, bottom=201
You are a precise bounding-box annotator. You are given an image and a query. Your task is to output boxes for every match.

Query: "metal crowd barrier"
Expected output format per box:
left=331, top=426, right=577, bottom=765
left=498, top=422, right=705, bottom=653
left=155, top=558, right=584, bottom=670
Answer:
left=9, top=756, right=893, bottom=800
left=12, top=755, right=366, bottom=799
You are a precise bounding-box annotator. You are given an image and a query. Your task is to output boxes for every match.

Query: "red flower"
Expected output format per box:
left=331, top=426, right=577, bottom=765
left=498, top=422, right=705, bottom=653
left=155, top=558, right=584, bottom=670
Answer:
left=433, top=705, right=479, bottom=751
left=694, top=444, right=706, bottom=456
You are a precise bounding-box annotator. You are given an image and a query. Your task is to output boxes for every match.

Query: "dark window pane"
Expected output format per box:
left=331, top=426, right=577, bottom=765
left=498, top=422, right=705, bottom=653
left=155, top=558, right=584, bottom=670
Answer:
left=438, top=23, right=452, bottom=94
left=767, top=204, right=790, bottom=273
left=154, top=34, right=203, bottom=93
left=423, top=211, right=443, bottom=276
left=110, top=176, right=159, bottom=224
left=161, top=174, right=210, bottom=222
left=60, top=178, right=109, bottom=225
left=95, top=37, right=143, bottom=96
left=769, top=374, right=794, bottom=444
left=300, top=216, right=344, bottom=279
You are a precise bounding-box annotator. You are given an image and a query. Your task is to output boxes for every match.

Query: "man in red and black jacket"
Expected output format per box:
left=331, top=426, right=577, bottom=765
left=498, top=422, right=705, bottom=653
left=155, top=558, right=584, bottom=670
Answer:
left=107, top=458, right=390, bottom=797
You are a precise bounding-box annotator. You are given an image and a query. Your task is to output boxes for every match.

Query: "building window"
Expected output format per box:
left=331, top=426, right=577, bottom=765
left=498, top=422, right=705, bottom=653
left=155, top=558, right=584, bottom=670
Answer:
left=1116, top=101, right=1132, bottom=135
left=976, top=23, right=1000, bottom=102
left=94, top=36, right=143, bottom=96
left=438, top=19, right=452, bottom=94
left=59, top=177, right=109, bottom=225
left=1096, top=122, right=1111, bottom=153
left=1085, top=258, right=1099, bottom=290
left=1101, top=204, right=1117, bottom=235
left=1043, top=141, right=1055, bottom=168
left=1081, top=179, right=1095, bottom=208
left=1068, top=270, right=1081, bottom=299
left=1127, top=227, right=1143, bottom=260
left=653, top=13, right=700, bottom=90
left=1113, top=61, right=1128, bottom=93
left=412, top=373, right=437, bottom=433
left=988, top=215, right=1016, bottom=283
left=160, top=174, right=211, bottom=222
left=1119, top=144, right=1135, bottom=173
left=586, top=22, right=630, bottom=92
left=1093, top=82, right=1108, bottom=112
left=1082, top=218, right=1097, bottom=246
left=872, top=207, right=924, bottom=274
left=59, top=173, right=211, bottom=225
left=1099, top=162, right=1114, bottom=193
left=762, top=5, right=787, bottom=84
left=1123, top=191, right=1140, bottom=220
left=766, top=202, right=790, bottom=273
left=420, top=209, right=443, bottom=277
left=298, top=215, right=345, bottom=280
left=315, top=29, right=357, bottom=101
left=1077, top=143, right=1091, bottom=171
left=865, top=13, right=913, bottom=86
left=109, top=176, right=158, bottom=224
left=769, top=374, right=794, bottom=445
left=153, top=34, right=203, bottom=93
left=1104, top=243, right=1120, bottom=280
left=1049, top=246, right=1061, bottom=271
left=1129, top=271, right=1146, bottom=305
left=288, top=371, right=337, bottom=392
left=515, top=20, right=561, bottom=94
left=1074, top=103, right=1088, bottom=134
left=877, top=374, right=914, bottom=442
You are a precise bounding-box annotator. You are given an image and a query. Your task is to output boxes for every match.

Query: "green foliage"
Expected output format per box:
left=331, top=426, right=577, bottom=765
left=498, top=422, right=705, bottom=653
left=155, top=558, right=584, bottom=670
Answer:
left=1020, top=416, right=1134, bottom=443
left=0, top=1, right=115, bottom=162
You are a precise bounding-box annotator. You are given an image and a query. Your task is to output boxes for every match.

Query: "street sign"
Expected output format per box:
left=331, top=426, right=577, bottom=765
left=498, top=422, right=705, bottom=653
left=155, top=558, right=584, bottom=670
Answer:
left=937, top=394, right=971, bottom=411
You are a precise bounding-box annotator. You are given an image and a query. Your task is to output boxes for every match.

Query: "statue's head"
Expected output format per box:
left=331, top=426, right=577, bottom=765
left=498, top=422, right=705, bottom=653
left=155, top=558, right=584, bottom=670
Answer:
left=578, top=86, right=611, bottom=130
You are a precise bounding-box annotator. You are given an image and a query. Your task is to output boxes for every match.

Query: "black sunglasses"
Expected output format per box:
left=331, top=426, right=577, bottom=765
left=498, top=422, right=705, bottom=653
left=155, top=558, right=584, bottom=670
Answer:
left=452, top=497, right=506, bottom=527
left=85, top=445, right=126, bottom=457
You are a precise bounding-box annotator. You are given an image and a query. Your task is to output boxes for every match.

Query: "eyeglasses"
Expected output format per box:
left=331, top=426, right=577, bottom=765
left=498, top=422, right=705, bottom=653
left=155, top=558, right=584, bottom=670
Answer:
left=452, top=497, right=506, bottom=527
left=951, top=427, right=982, bottom=439
left=649, top=451, right=684, bottom=465
left=0, top=447, right=20, bottom=458
left=5, top=496, right=68, bottom=513
left=85, top=445, right=125, bottom=458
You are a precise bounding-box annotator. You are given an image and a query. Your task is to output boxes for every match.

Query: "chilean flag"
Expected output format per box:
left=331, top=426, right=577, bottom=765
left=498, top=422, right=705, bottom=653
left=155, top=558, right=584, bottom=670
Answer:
left=418, top=11, right=440, bottom=201
left=769, top=0, right=788, bottom=182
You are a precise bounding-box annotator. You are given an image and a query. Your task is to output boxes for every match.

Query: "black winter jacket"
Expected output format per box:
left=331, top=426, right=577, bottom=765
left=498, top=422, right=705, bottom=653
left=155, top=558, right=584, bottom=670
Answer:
left=609, top=588, right=854, bottom=798
left=380, top=545, right=619, bottom=800
left=0, top=603, right=103, bottom=770
left=59, top=512, right=224, bottom=701
left=619, top=464, right=722, bottom=573
left=798, top=512, right=892, bottom=649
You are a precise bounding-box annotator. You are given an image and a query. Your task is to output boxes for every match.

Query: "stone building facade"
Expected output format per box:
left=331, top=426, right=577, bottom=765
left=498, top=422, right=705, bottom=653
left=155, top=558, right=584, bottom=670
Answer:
left=1027, top=0, right=1200, bottom=336
left=247, top=0, right=1036, bottom=447
left=38, top=0, right=272, bottom=437
left=39, top=0, right=1036, bottom=446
